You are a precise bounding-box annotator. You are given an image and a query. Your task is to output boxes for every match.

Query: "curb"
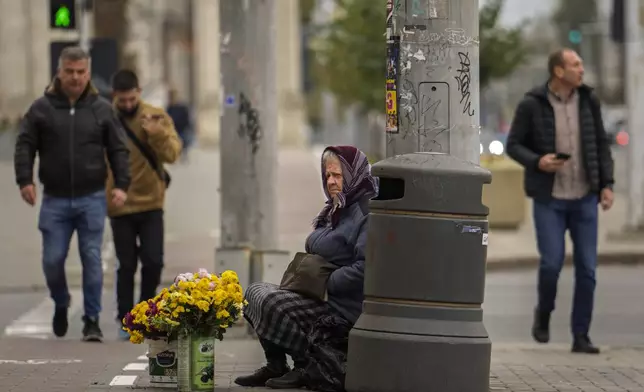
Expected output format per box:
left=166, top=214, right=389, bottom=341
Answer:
left=4, top=252, right=643, bottom=294
left=486, top=251, right=644, bottom=271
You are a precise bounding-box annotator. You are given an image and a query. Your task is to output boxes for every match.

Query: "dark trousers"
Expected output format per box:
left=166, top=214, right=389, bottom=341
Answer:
left=260, top=338, right=308, bottom=370
left=111, top=209, right=164, bottom=322
left=533, top=194, right=598, bottom=336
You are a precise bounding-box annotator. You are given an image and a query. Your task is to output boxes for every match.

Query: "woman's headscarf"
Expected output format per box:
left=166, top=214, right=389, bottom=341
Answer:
left=313, top=146, right=379, bottom=228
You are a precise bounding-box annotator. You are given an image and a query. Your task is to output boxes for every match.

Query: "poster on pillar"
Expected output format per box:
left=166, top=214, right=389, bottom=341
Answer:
left=386, top=37, right=400, bottom=134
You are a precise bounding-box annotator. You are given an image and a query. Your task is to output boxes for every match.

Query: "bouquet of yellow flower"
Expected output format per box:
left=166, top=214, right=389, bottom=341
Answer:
left=123, top=268, right=247, bottom=344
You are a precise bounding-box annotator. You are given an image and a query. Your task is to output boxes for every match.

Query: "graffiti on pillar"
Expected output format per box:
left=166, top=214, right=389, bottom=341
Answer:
left=386, top=36, right=400, bottom=133
left=238, top=93, right=262, bottom=154
left=454, top=52, right=475, bottom=117
left=419, top=82, right=450, bottom=152
left=399, top=78, right=418, bottom=131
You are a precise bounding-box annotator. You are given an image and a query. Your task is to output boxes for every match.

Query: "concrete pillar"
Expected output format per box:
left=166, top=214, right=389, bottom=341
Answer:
left=191, top=0, right=306, bottom=148
left=164, top=1, right=192, bottom=104
left=124, top=0, right=168, bottom=106
left=192, top=0, right=221, bottom=148
left=26, top=0, right=51, bottom=99
left=0, top=0, right=29, bottom=119
left=275, top=0, right=306, bottom=147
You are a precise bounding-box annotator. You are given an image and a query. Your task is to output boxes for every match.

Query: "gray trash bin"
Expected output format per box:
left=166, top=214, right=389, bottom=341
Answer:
left=345, top=152, right=492, bottom=392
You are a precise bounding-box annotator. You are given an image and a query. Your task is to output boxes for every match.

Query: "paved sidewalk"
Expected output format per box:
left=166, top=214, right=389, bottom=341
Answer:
left=1, top=335, right=643, bottom=391
left=98, top=339, right=644, bottom=391
left=0, top=337, right=142, bottom=392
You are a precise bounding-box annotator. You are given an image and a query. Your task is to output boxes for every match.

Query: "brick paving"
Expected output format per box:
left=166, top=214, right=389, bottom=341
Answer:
left=0, top=333, right=643, bottom=391
left=0, top=337, right=142, bottom=392
left=91, top=339, right=644, bottom=392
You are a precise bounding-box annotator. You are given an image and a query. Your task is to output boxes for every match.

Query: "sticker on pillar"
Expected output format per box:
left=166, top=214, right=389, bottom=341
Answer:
left=386, top=36, right=400, bottom=134
left=460, top=225, right=481, bottom=234
left=482, top=233, right=489, bottom=246
left=224, top=95, right=236, bottom=108
left=386, top=89, right=398, bottom=133
left=386, top=0, right=394, bottom=26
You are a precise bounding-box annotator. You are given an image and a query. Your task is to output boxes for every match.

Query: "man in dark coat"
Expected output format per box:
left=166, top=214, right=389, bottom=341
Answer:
left=506, top=48, right=614, bottom=354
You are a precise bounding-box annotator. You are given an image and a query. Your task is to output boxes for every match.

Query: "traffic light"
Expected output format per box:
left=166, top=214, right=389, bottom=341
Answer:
left=50, top=0, right=76, bottom=30
left=568, top=29, right=583, bottom=45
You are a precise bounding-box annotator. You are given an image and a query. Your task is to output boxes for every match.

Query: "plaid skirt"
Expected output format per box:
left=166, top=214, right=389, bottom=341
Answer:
left=244, top=282, right=332, bottom=356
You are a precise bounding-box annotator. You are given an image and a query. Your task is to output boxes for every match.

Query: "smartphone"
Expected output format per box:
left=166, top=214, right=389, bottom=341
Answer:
left=555, top=152, right=571, bottom=160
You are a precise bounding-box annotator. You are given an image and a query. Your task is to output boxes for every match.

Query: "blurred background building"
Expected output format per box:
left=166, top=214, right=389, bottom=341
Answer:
left=0, top=0, right=632, bottom=152
left=0, top=0, right=306, bottom=147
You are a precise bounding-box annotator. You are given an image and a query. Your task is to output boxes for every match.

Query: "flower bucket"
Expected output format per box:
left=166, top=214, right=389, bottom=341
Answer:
left=146, top=338, right=178, bottom=385
left=177, top=333, right=215, bottom=391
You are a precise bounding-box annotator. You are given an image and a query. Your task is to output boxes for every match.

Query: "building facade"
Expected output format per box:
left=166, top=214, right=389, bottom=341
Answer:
left=0, top=0, right=305, bottom=146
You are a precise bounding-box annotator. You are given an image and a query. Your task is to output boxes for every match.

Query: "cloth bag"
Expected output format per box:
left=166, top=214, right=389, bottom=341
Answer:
left=279, top=252, right=338, bottom=301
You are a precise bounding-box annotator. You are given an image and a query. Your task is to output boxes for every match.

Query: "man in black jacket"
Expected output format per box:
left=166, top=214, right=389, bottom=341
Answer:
left=506, top=48, right=614, bottom=354
left=14, top=46, right=131, bottom=342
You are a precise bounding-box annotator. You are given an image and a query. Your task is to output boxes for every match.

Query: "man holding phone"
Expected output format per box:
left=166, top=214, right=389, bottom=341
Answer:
left=506, top=48, right=614, bottom=354
left=107, top=70, right=182, bottom=339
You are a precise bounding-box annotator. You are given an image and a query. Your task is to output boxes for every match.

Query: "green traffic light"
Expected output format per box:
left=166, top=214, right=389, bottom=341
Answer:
left=568, top=30, right=582, bottom=44
left=55, top=6, right=71, bottom=28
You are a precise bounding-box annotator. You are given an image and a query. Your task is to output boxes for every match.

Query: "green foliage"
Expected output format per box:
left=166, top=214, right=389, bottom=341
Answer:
left=479, top=0, right=528, bottom=87
left=313, top=0, right=386, bottom=112
left=308, top=0, right=528, bottom=113
left=300, top=0, right=318, bottom=25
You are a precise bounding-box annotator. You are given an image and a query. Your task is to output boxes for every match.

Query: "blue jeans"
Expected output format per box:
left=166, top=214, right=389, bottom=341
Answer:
left=533, top=194, right=599, bottom=336
left=38, top=190, right=107, bottom=318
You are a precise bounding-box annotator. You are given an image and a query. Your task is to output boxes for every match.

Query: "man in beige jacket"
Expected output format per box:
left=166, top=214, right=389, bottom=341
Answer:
left=106, top=69, right=182, bottom=339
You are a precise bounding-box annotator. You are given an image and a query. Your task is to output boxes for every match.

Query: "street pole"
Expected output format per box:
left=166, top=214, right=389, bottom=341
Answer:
left=219, top=0, right=257, bottom=285
left=218, top=0, right=280, bottom=288
left=254, top=0, right=279, bottom=253
left=385, top=0, right=480, bottom=164
left=625, top=0, right=644, bottom=229
left=78, top=0, right=92, bottom=53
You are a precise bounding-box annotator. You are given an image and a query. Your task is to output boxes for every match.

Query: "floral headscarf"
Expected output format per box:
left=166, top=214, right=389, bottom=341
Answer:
left=313, top=145, right=379, bottom=228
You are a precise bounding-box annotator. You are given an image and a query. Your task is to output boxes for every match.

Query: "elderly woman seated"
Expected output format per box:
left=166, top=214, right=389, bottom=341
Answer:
left=234, top=146, right=378, bottom=390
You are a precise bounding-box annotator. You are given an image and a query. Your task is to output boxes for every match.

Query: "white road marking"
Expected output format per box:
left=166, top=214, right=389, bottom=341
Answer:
left=109, top=375, right=138, bottom=386
left=137, top=355, right=148, bottom=361
left=0, top=359, right=82, bottom=365
left=4, top=233, right=113, bottom=340
left=3, top=289, right=83, bottom=338
left=123, top=362, right=148, bottom=371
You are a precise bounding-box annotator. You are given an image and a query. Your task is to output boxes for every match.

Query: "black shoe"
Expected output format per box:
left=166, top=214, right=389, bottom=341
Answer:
left=265, top=368, right=307, bottom=389
left=52, top=307, right=68, bottom=338
left=532, top=308, right=550, bottom=343
left=572, top=335, right=600, bottom=354
left=82, top=316, right=103, bottom=342
left=234, top=365, right=290, bottom=387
